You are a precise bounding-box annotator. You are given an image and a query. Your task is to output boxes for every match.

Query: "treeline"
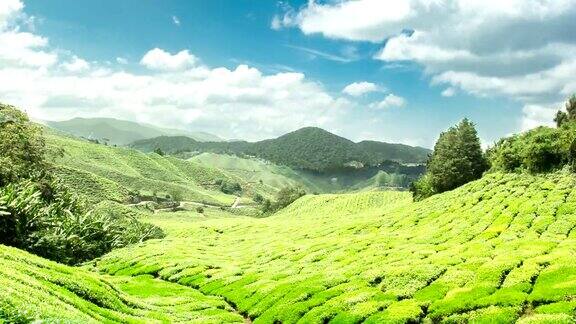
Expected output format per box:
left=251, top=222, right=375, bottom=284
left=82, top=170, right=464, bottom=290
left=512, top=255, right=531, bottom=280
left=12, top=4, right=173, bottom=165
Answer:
left=130, top=127, right=430, bottom=172
left=412, top=95, right=576, bottom=201
left=0, top=104, right=163, bottom=265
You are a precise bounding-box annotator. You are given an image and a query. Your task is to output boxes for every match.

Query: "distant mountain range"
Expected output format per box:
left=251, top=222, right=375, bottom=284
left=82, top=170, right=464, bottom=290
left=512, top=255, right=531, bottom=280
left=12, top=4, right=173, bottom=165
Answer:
left=130, top=127, right=431, bottom=172
left=45, top=117, right=222, bottom=145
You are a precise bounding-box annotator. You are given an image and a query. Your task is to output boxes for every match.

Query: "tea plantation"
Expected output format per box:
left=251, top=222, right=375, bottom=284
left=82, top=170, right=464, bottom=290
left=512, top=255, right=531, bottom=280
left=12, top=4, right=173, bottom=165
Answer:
left=45, top=130, right=244, bottom=205
left=87, top=171, right=576, bottom=323
left=0, top=244, right=243, bottom=323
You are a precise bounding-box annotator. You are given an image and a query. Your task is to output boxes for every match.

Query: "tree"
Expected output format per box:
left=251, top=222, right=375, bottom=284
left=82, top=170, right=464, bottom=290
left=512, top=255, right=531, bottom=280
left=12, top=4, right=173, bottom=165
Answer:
left=153, top=147, right=165, bottom=156
left=0, top=104, right=47, bottom=186
left=555, top=95, right=576, bottom=127
left=412, top=119, right=487, bottom=200
left=274, top=186, right=306, bottom=210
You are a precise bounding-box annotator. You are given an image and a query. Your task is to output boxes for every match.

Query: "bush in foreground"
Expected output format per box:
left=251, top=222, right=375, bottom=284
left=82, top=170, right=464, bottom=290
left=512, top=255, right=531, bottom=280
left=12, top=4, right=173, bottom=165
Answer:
left=0, top=103, right=164, bottom=264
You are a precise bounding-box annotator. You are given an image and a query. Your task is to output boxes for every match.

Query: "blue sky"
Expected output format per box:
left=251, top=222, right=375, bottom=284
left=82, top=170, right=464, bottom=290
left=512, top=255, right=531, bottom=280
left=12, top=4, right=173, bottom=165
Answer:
left=2, top=0, right=575, bottom=147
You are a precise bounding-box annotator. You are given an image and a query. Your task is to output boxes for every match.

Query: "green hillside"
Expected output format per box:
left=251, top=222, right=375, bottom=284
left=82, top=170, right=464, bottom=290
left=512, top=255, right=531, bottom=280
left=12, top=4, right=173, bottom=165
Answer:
left=190, top=152, right=424, bottom=195
left=130, top=127, right=430, bottom=172
left=91, top=171, right=576, bottom=323
left=46, top=117, right=222, bottom=145
left=0, top=244, right=243, bottom=323
left=45, top=130, right=242, bottom=206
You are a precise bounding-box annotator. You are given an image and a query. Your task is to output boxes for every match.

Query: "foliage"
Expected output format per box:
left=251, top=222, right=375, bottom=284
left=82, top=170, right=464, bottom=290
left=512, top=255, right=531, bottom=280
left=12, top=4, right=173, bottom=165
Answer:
left=0, top=103, right=47, bottom=187
left=0, top=179, right=164, bottom=265
left=261, top=185, right=306, bottom=213
left=488, top=124, right=576, bottom=173
left=153, top=147, right=165, bottom=156
left=215, top=178, right=242, bottom=195
left=554, top=95, right=576, bottom=127
left=409, top=173, right=435, bottom=201
left=0, top=104, right=164, bottom=265
left=412, top=119, right=487, bottom=200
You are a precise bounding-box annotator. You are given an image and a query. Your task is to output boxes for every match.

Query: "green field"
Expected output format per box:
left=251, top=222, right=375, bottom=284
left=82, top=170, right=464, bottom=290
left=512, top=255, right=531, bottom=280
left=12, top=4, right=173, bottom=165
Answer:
left=0, top=244, right=243, bottom=323
left=46, top=131, right=244, bottom=206
left=3, top=171, right=576, bottom=322
left=85, top=171, right=576, bottom=323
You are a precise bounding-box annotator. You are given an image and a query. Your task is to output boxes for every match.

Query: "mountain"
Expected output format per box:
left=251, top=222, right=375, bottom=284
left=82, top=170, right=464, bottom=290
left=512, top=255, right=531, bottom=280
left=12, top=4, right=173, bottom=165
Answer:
left=357, top=140, right=431, bottom=165
left=129, top=126, right=431, bottom=172
left=45, top=117, right=222, bottom=145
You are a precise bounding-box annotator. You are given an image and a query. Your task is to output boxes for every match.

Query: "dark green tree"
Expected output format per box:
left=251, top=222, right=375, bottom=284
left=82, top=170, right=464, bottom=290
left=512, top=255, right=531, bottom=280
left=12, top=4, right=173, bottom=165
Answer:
left=274, top=186, right=306, bottom=210
left=0, top=104, right=47, bottom=186
left=555, top=95, right=576, bottom=127
left=153, top=147, right=165, bottom=156
left=412, top=119, right=487, bottom=200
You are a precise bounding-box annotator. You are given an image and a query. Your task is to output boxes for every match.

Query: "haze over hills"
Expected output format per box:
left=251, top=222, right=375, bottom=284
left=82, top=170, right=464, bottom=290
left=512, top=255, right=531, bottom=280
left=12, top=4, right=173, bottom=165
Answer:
left=130, top=126, right=431, bottom=172
left=45, top=117, right=222, bottom=145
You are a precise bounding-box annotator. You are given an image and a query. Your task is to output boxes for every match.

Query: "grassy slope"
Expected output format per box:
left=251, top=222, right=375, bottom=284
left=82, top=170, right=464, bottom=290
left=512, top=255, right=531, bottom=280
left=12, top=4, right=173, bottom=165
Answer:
left=46, top=131, right=243, bottom=205
left=0, top=244, right=243, bottom=323
left=190, top=152, right=335, bottom=195
left=95, top=172, right=576, bottom=323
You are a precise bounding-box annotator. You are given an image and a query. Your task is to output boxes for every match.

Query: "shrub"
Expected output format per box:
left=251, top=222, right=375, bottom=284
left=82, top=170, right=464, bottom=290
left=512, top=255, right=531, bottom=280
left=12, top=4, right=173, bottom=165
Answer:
left=0, top=180, right=164, bottom=265
left=262, top=186, right=306, bottom=213
left=409, top=174, right=435, bottom=201
left=196, top=206, right=205, bottom=214
left=488, top=125, right=575, bottom=173
left=253, top=193, right=264, bottom=204
left=217, top=179, right=242, bottom=195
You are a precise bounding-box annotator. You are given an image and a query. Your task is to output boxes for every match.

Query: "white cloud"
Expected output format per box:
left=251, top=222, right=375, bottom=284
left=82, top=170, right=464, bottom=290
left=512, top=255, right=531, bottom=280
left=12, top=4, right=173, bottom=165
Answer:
left=0, top=0, right=23, bottom=29
left=140, top=48, right=197, bottom=71
left=521, top=103, right=558, bottom=131
left=281, top=0, right=576, bottom=130
left=271, top=15, right=282, bottom=30
left=172, top=15, right=180, bottom=26
left=441, top=87, right=456, bottom=97
left=116, top=57, right=128, bottom=64
left=342, top=81, right=380, bottom=96
left=61, top=56, right=89, bottom=73
left=370, top=94, right=406, bottom=109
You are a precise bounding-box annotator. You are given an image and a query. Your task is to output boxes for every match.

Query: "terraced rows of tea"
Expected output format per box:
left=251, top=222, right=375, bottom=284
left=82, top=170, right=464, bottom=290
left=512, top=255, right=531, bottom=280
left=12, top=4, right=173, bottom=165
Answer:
left=94, top=172, right=576, bottom=323
left=0, top=244, right=243, bottom=323
left=45, top=131, right=244, bottom=205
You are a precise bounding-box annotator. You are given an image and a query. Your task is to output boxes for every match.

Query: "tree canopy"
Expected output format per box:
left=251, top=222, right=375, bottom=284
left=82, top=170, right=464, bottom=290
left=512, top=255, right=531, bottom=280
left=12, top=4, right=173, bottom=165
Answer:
left=411, top=119, right=487, bottom=200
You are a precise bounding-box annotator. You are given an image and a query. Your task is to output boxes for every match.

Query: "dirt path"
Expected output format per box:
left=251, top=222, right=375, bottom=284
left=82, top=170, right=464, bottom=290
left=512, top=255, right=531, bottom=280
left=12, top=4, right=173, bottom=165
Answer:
left=231, top=197, right=241, bottom=209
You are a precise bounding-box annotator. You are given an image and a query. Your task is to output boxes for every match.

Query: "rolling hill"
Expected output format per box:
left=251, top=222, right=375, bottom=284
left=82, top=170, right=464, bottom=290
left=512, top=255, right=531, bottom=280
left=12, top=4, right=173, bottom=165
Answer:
left=45, top=117, right=222, bottom=145
left=86, top=171, right=576, bottom=323
left=130, top=127, right=431, bottom=172
left=44, top=129, right=244, bottom=206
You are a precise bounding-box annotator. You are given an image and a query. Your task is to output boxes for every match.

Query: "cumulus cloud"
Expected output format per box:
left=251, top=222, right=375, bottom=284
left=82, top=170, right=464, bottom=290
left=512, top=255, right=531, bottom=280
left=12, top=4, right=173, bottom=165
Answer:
left=280, top=0, right=576, bottom=130
left=61, top=56, right=89, bottom=73
left=140, top=48, right=197, bottom=71
left=342, top=81, right=380, bottom=96
left=0, top=1, right=373, bottom=141
left=369, top=94, right=406, bottom=109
